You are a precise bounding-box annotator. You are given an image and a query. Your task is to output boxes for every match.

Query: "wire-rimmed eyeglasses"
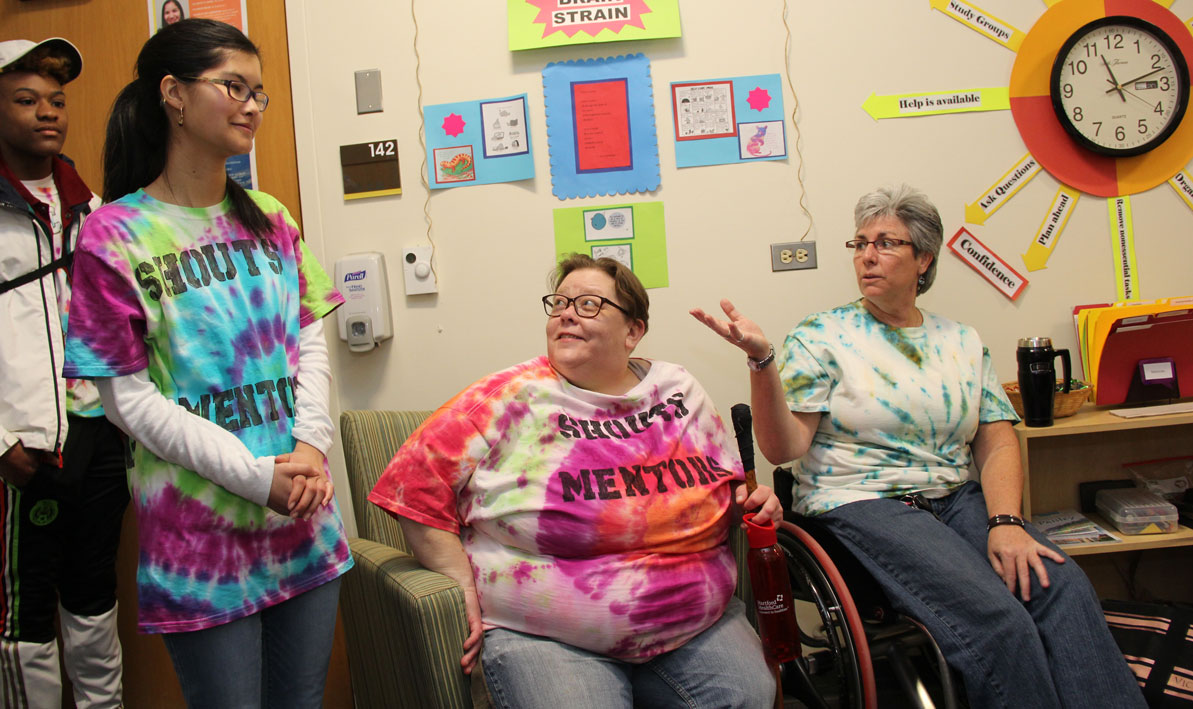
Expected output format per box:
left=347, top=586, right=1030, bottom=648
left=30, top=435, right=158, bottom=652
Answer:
left=845, top=237, right=915, bottom=256
left=182, top=76, right=270, bottom=111
left=542, top=293, right=629, bottom=319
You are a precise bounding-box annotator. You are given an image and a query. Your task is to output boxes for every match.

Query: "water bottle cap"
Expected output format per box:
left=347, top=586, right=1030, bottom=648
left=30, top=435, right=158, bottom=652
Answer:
left=743, top=512, right=778, bottom=548
left=1018, top=337, right=1052, bottom=348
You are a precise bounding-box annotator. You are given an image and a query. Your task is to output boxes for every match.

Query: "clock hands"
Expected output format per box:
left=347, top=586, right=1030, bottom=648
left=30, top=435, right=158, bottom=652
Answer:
left=1102, top=56, right=1127, bottom=103
left=1106, top=66, right=1165, bottom=94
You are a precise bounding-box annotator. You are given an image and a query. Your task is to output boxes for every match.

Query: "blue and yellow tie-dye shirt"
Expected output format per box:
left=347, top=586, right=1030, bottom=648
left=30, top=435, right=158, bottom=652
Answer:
left=778, top=300, right=1019, bottom=516
left=62, top=189, right=352, bottom=633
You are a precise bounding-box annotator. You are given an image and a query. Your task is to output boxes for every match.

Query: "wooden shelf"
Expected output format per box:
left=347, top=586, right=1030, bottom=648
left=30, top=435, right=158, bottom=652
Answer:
left=1014, top=403, right=1193, bottom=565
left=1015, top=403, right=1193, bottom=439
left=1053, top=515, right=1193, bottom=557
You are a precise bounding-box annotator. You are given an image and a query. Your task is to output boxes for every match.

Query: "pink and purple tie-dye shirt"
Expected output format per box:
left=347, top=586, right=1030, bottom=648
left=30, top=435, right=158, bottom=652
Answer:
left=369, top=356, right=744, bottom=662
left=62, top=189, right=352, bottom=633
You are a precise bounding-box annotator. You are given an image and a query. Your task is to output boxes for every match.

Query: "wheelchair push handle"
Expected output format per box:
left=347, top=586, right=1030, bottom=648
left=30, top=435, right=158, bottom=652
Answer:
left=731, top=403, right=758, bottom=493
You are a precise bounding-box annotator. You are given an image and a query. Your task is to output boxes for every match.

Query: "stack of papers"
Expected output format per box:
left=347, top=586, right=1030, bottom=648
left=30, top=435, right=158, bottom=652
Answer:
left=1033, top=509, right=1119, bottom=545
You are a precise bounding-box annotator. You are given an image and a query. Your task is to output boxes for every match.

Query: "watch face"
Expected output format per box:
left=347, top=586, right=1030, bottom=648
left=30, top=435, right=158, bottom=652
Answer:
left=1050, top=16, right=1189, bottom=157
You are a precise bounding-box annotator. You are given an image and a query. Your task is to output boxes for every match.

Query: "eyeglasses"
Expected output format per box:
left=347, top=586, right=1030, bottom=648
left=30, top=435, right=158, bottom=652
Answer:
left=542, top=293, right=630, bottom=319
left=845, top=237, right=915, bottom=255
left=182, top=76, right=270, bottom=111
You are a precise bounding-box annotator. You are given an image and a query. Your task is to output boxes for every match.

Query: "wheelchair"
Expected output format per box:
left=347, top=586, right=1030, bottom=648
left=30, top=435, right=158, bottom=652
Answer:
left=731, top=406, right=962, bottom=709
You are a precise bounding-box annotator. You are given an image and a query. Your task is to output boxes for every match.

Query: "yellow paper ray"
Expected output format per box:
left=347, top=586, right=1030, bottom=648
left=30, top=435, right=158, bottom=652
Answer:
left=1108, top=197, right=1139, bottom=302
left=965, top=153, right=1041, bottom=225
left=862, top=87, right=1010, bottom=120
left=929, top=0, right=1026, bottom=51
left=1023, top=186, right=1080, bottom=271
left=1168, top=170, right=1193, bottom=211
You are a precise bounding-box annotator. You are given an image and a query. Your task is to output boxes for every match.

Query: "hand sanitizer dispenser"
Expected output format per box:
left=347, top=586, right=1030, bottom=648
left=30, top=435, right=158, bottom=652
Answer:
left=334, top=252, right=393, bottom=352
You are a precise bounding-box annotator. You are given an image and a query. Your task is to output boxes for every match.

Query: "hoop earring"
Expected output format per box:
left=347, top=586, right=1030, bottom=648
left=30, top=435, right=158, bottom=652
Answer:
left=177, top=106, right=184, bottom=126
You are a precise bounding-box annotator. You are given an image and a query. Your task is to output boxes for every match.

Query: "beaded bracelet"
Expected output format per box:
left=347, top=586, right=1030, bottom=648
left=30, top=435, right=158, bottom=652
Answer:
left=987, top=514, right=1026, bottom=531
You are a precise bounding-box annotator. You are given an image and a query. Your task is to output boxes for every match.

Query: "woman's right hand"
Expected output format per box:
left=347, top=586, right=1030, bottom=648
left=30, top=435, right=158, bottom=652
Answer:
left=460, top=583, right=484, bottom=674
left=690, top=298, right=772, bottom=361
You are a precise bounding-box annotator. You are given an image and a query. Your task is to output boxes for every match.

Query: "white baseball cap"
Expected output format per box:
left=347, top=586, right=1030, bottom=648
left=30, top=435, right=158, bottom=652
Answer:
left=0, top=38, right=82, bottom=84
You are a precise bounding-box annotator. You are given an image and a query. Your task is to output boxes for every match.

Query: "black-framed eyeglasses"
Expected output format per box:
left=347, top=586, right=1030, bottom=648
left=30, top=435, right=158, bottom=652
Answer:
left=845, top=237, right=915, bottom=255
left=542, top=293, right=630, bottom=319
left=182, top=76, right=270, bottom=111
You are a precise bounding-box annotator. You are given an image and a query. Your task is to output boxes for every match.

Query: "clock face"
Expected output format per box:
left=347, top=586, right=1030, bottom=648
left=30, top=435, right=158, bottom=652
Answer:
left=1050, top=16, right=1189, bottom=157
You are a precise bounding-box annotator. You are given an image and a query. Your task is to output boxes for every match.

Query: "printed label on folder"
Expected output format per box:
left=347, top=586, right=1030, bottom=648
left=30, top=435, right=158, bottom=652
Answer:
left=948, top=227, right=1027, bottom=300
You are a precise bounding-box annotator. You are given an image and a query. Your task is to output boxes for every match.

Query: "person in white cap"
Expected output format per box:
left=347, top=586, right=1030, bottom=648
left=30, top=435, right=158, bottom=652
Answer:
left=0, top=37, right=128, bottom=709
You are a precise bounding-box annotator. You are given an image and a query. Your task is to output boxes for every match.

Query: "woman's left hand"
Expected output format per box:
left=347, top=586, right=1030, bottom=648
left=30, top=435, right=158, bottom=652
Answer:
left=987, top=525, right=1065, bottom=602
left=735, top=483, right=784, bottom=526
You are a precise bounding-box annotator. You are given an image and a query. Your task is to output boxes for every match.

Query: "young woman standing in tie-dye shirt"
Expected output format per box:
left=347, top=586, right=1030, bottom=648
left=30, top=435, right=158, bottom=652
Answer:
left=371, top=254, right=783, bottom=709
left=62, top=20, right=351, bottom=708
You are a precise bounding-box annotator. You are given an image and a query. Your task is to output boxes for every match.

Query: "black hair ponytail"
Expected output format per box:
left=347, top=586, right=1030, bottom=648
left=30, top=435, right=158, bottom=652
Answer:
left=102, top=18, right=272, bottom=238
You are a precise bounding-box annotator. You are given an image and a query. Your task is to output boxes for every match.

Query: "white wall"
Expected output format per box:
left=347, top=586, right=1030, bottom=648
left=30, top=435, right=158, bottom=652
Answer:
left=285, top=1, right=1193, bottom=534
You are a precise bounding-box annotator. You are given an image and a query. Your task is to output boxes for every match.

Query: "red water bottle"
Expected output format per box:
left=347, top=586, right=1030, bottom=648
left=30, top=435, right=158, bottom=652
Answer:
left=744, top=512, right=800, bottom=663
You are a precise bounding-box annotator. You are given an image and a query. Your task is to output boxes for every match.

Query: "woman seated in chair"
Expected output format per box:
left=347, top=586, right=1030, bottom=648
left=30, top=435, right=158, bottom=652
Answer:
left=692, top=185, right=1144, bottom=709
left=370, top=254, right=782, bottom=708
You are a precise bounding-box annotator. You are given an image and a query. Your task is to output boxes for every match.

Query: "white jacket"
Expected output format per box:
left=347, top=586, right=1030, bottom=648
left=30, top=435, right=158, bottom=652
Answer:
left=0, top=158, right=99, bottom=455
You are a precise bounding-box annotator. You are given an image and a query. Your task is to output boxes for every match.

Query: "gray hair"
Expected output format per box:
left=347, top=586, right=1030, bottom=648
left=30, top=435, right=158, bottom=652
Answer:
left=854, top=185, right=942, bottom=294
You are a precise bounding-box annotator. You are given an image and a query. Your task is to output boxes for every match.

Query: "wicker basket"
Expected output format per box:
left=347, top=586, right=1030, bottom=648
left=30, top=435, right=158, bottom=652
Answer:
left=1002, top=381, right=1090, bottom=419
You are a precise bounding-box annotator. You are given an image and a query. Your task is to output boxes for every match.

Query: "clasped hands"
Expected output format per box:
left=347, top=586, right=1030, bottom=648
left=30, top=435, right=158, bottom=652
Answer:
left=267, top=441, right=334, bottom=519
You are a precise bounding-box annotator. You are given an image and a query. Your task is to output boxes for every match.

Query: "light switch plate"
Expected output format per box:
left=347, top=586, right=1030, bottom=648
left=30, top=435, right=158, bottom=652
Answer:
left=771, top=241, right=817, bottom=271
left=354, top=70, right=382, bottom=114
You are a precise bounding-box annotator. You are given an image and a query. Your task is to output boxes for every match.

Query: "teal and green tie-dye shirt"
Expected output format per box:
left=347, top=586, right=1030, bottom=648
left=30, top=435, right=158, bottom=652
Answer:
left=62, top=189, right=352, bottom=633
left=779, top=300, right=1019, bottom=516
left=369, top=356, right=743, bottom=662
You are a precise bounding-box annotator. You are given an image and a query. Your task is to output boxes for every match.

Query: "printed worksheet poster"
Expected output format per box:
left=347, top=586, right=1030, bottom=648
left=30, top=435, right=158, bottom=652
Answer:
left=508, top=0, right=681, bottom=51
left=671, top=74, right=787, bottom=168
left=553, top=201, right=667, bottom=287
left=424, top=94, right=535, bottom=190
left=543, top=54, right=659, bottom=199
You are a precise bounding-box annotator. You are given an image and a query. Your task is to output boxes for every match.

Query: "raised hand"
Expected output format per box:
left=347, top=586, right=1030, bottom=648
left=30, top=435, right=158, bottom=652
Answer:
left=690, top=298, right=772, bottom=361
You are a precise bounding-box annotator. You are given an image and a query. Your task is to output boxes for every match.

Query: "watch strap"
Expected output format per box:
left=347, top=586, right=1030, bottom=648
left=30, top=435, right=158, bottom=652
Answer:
left=747, top=345, right=776, bottom=372
left=986, top=513, right=1026, bottom=531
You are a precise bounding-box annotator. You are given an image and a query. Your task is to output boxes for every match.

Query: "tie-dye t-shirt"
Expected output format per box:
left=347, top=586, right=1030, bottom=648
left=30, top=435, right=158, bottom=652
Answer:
left=61, top=189, right=352, bottom=633
left=369, top=356, right=743, bottom=662
left=779, top=300, right=1019, bottom=516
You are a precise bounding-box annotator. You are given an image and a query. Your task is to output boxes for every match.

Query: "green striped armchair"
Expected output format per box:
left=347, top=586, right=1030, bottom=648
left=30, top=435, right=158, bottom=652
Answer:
left=339, top=409, right=756, bottom=708
left=339, top=410, right=491, bottom=708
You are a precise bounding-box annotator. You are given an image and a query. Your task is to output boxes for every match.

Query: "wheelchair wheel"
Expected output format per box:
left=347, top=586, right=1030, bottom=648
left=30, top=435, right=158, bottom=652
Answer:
left=777, top=523, right=878, bottom=709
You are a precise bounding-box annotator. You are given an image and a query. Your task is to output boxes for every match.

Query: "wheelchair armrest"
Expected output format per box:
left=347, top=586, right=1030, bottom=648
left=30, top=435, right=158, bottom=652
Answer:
left=341, top=538, right=475, bottom=708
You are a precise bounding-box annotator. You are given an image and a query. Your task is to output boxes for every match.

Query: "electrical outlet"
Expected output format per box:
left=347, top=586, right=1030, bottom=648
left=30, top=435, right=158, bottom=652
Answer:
left=771, top=241, right=817, bottom=271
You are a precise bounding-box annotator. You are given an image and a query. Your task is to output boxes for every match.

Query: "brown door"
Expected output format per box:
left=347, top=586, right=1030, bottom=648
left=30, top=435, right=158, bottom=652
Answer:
left=1, top=2, right=350, bottom=706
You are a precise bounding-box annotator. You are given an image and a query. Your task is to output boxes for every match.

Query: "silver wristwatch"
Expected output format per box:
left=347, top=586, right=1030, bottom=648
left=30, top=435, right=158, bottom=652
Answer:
left=746, top=345, right=776, bottom=372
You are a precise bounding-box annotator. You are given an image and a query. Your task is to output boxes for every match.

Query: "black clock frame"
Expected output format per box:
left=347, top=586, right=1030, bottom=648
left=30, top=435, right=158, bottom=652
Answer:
left=1049, top=15, right=1190, bottom=158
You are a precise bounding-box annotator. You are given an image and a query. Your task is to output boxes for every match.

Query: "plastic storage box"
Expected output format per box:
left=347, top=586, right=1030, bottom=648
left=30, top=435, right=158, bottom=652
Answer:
left=1095, top=488, right=1179, bottom=535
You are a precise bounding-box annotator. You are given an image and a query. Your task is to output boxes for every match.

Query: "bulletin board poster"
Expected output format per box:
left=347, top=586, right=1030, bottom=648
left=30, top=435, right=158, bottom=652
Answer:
left=508, top=0, right=681, bottom=52
left=552, top=201, right=668, bottom=288
left=424, top=94, right=535, bottom=190
left=148, top=0, right=256, bottom=189
left=672, top=74, right=787, bottom=168
left=543, top=54, right=660, bottom=200
left=148, top=0, right=246, bottom=36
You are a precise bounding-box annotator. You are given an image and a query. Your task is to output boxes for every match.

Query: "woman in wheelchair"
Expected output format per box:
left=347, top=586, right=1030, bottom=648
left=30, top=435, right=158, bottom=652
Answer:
left=693, top=185, right=1144, bottom=708
left=370, top=253, right=784, bottom=708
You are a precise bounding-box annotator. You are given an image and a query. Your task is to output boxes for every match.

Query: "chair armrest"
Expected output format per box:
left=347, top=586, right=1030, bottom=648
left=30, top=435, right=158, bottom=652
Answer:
left=341, top=538, right=475, bottom=709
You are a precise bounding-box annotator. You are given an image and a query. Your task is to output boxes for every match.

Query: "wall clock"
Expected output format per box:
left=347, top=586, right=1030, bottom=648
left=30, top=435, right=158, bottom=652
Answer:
left=1009, top=0, right=1193, bottom=198
left=1050, top=16, right=1189, bottom=158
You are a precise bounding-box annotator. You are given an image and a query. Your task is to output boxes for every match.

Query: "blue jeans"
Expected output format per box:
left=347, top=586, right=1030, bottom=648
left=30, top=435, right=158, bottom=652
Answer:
left=818, top=482, right=1144, bottom=709
left=161, top=576, right=342, bottom=709
left=481, top=596, right=774, bottom=708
